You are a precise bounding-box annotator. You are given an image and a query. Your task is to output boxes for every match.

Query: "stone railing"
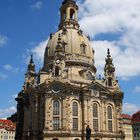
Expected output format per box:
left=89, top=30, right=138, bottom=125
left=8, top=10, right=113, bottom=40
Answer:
left=65, top=53, right=92, bottom=63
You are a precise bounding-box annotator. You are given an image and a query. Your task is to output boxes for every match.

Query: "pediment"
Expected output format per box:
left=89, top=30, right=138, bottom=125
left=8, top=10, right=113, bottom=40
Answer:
left=36, top=79, right=81, bottom=98
left=84, top=81, right=113, bottom=98
left=86, top=80, right=111, bottom=93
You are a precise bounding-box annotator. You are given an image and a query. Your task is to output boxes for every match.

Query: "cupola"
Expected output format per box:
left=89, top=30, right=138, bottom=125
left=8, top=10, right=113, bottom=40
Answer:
left=24, top=55, right=36, bottom=88
left=104, top=49, right=116, bottom=87
left=42, top=0, right=96, bottom=84
left=59, top=0, right=79, bottom=29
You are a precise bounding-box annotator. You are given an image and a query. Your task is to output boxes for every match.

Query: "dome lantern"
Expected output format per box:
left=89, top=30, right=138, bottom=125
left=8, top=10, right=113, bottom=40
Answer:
left=59, top=0, right=79, bottom=30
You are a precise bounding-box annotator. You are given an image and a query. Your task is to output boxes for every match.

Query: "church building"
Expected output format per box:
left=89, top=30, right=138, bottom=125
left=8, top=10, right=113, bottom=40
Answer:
left=15, top=0, right=125, bottom=140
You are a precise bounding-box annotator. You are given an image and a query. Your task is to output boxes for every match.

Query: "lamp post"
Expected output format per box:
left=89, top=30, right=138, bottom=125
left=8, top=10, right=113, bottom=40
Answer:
left=27, top=129, right=30, bottom=140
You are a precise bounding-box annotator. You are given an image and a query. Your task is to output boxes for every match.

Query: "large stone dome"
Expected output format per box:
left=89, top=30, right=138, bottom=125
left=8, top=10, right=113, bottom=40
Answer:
left=41, top=0, right=96, bottom=84
left=44, top=28, right=94, bottom=68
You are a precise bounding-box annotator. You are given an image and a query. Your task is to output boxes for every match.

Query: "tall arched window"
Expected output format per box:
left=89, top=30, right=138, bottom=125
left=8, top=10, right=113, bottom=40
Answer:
left=55, top=67, right=59, bottom=76
left=53, top=101, right=59, bottom=115
left=63, top=10, right=66, bottom=20
left=45, top=47, right=48, bottom=57
left=108, top=77, right=112, bottom=86
left=53, top=100, right=60, bottom=130
left=29, top=106, right=33, bottom=130
left=107, top=106, right=113, bottom=132
left=73, top=102, right=78, bottom=116
left=70, top=9, right=75, bottom=20
left=80, top=43, right=86, bottom=54
left=93, top=103, right=99, bottom=131
left=72, top=101, right=78, bottom=131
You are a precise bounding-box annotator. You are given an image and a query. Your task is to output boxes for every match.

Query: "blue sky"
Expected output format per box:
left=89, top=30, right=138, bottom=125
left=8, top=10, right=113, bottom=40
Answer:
left=0, top=0, right=140, bottom=118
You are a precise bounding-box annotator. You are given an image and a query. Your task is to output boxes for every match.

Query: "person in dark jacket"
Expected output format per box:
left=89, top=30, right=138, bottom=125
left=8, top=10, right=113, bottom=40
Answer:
left=86, top=125, right=91, bottom=140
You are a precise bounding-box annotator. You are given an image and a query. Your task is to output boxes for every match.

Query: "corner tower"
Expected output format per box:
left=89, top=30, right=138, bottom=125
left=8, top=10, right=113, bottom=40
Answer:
left=104, top=49, right=120, bottom=90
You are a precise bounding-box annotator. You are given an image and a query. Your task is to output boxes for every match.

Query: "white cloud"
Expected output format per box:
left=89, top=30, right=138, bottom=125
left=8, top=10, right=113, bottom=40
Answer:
left=31, top=38, right=48, bottom=63
left=0, top=34, right=8, bottom=47
left=3, top=64, right=19, bottom=73
left=78, top=0, right=140, bottom=78
left=1, top=118, right=7, bottom=120
left=91, top=40, right=140, bottom=78
left=12, top=94, right=17, bottom=99
left=9, top=94, right=17, bottom=104
left=134, top=86, right=140, bottom=93
left=123, top=102, right=140, bottom=115
left=0, top=106, right=16, bottom=118
left=3, top=64, right=12, bottom=71
left=0, top=72, right=7, bottom=79
left=31, top=1, right=43, bottom=10
left=79, top=0, right=140, bottom=36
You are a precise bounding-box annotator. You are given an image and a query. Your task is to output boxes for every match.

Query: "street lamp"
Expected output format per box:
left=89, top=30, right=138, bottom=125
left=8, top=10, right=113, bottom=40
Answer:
left=27, top=129, right=30, bottom=140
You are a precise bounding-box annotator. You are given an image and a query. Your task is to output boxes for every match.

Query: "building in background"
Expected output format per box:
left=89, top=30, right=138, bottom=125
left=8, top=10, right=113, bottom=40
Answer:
left=132, top=111, right=140, bottom=140
left=121, top=114, right=133, bottom=140
left=0, top=119, right=16, bottom=140
left=7, top=113, right=17, bottom=123
left=15, top=0, right=124, bottom=140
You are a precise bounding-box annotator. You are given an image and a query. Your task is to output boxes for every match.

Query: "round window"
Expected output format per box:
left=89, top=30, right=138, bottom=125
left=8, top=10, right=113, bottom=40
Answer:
left=52, top=84, right=60, bottom=93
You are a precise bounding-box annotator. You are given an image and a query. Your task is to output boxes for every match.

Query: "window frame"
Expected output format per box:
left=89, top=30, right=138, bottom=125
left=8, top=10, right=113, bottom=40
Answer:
left=93, top=103, right=99, bottom=131
left=107, top=106, right=113, bottom=132
left=72, top=101, right=79, bottom=131
left=53, top=100, right=61, bottom=131
left=80, top=43, right=86, bottom=54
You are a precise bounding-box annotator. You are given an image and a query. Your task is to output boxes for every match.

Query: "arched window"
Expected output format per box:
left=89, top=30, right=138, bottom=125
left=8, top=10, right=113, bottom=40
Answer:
left=53, top=101, right=59, bottom=115
left=73, top=102, right=78, bottom=116
left=63, top=10, right=66, bottom=20
left=86, top=71, right=93, bottom=80
left=80, top=43, right=86, bottom=54
left=93, top=103, right=99, bottom=131
left=55, top=67, right=59, bottom=76
left=107, top=106, right=113, bottom=132
left=72, top=102, right=78, bottom=131
left=45, top=47, right=48, bottom=57
left=108, top=77, right=112, bottom=86
left=53, top=100, right=60, bottom=130
left=29, top=106, right=33, bottom=130
left=70, top=9, right=75, bottom=20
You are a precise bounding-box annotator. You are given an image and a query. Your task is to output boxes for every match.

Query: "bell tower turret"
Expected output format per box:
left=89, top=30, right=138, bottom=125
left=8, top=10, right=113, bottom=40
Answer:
left=24, top=55, right=36, bottom=89
left=104, top=49, right=116, bottom=87
left=59, top=0, right=79, bottom=29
